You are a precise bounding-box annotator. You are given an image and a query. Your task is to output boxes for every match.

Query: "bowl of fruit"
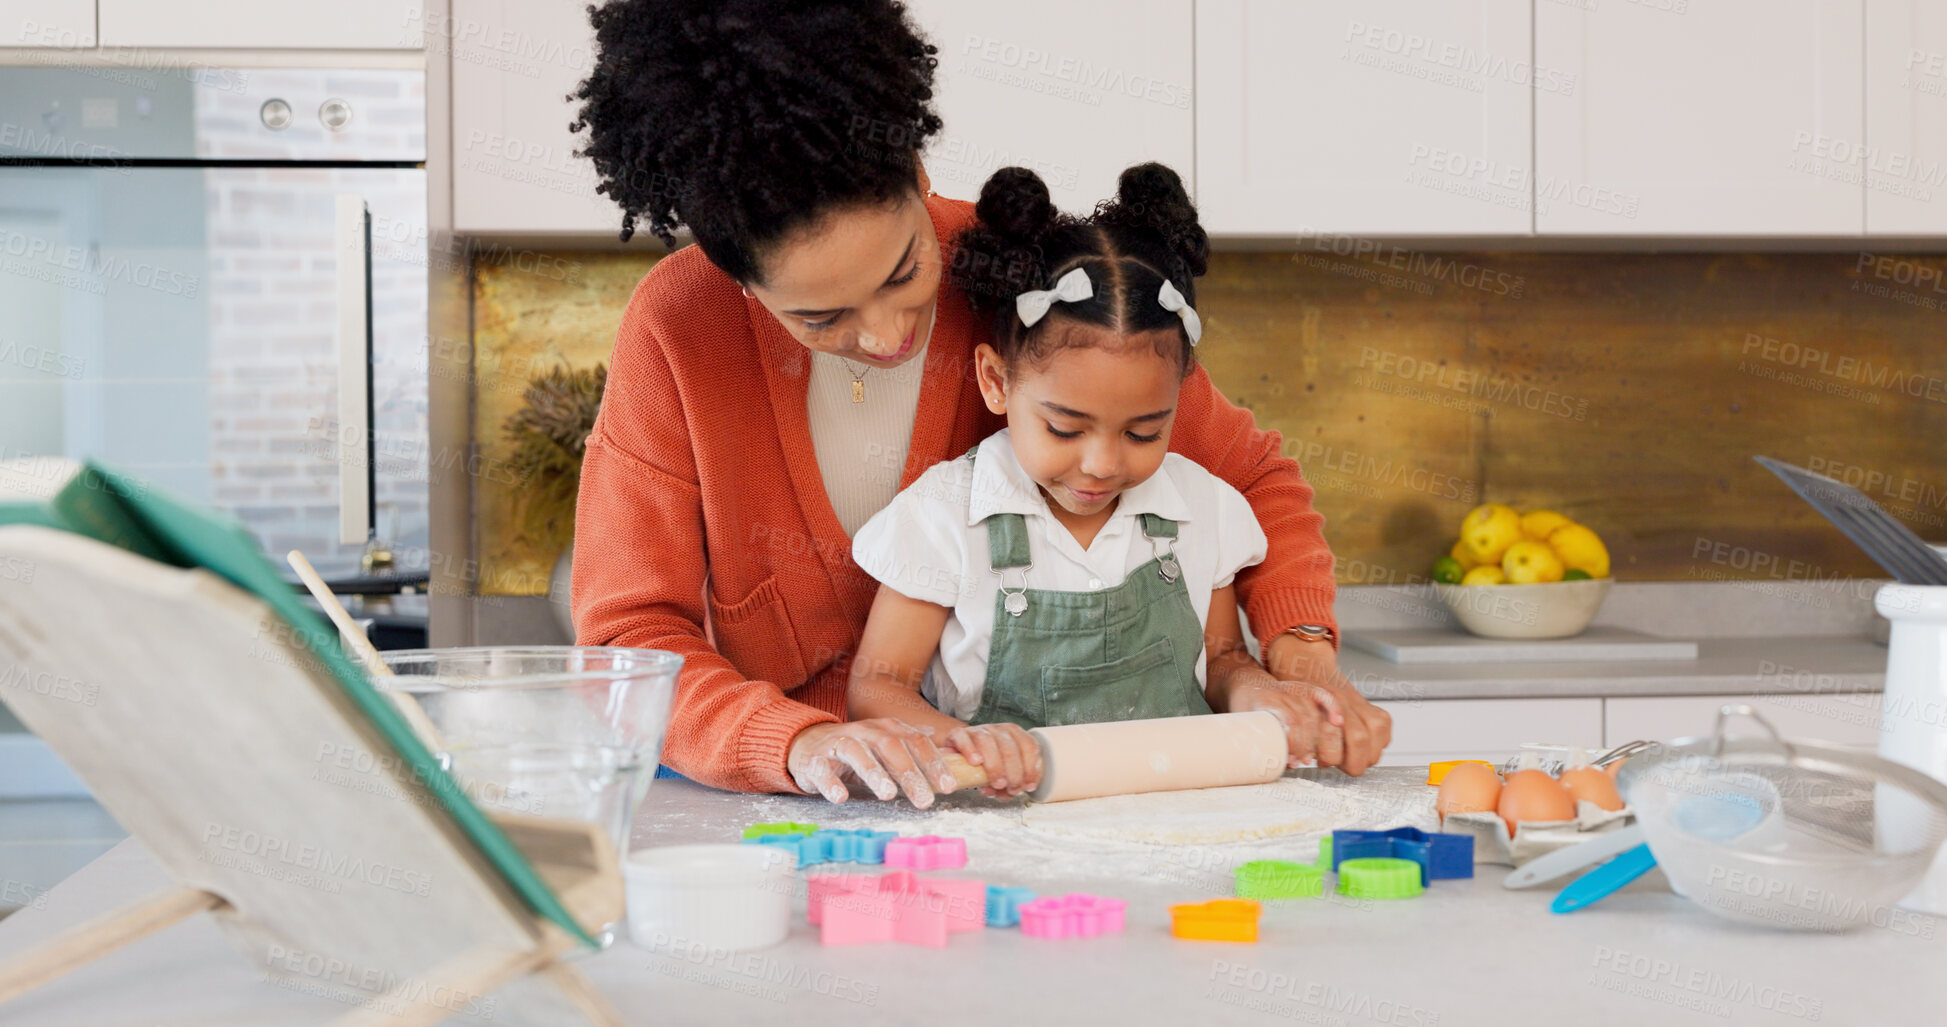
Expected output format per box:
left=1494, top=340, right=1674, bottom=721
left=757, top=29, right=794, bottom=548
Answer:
left=1430, top=505, right=1612, bottom=639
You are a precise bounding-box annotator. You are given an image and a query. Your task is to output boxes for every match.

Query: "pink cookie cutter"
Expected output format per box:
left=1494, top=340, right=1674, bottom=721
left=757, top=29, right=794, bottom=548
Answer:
left=808, top=871, right=987, bottom=948
left=883, top=835, right=967, bottom=871
left=1018, top=893, right=1127, bottom=939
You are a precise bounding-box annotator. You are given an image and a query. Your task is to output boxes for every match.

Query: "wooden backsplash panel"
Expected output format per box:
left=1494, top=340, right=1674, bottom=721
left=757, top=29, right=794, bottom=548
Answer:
left=1208, top=250, right=1947, bottom=586
left=1214, top=251, right=1947, bottom=586
left=473, top=252, right=663, bottom=595
left=475, top=249, right=1947, bottom=593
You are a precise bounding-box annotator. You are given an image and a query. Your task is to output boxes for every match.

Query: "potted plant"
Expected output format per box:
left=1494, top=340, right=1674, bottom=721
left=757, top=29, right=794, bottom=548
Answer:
left=502, top=363, right=606, bottom=637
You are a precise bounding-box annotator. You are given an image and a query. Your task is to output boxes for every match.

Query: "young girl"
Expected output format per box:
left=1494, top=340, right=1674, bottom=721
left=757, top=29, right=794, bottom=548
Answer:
left=847, top=164, right=1341, bottom=798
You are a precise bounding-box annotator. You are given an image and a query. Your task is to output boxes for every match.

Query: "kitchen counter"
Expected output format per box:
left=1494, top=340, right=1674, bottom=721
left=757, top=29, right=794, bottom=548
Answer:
left=0, top=770, right=1939, bottom=1026
left=1340, top=635, right=1886, bottom=702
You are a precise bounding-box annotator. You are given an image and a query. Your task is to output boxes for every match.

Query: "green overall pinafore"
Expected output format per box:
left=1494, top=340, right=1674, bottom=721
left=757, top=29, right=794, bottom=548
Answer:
left=965, top=447, right=1214, bottom=730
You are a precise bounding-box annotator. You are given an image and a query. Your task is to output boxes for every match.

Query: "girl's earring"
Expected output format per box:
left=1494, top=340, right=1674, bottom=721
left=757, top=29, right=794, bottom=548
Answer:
left=741, top=286, right=754, bottom=299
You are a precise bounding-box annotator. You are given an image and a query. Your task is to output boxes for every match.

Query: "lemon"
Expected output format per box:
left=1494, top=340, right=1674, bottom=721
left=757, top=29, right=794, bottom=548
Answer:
left=1461, top=565, right=1508, bottom=586
left=1448, top=540, right=1479, bottom=571
left=1563, top=569, right=1593, bottom=581
left=1501, top=540, right=1566, bottom=583
left=1519, top=509, right=1573, bottom=541
left=1431, top=556, right=1465, bottom=584
left=1459, top=504, right=1523, bottom=565
left=1547, top=523, right=1611, bottom=578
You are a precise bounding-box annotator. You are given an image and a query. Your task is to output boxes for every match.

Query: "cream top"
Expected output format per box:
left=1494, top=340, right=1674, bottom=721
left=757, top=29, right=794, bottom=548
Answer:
left=806, top=347, right=928, bottom=537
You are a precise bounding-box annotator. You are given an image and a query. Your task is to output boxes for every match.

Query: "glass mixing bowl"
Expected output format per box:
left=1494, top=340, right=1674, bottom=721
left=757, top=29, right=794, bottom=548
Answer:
left=375, top=646, right=682, bottom=860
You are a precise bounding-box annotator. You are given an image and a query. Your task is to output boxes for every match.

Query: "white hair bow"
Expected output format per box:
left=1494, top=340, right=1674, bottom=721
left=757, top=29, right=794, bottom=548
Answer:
left=1157, top=279, right=1202, bottom=345
left=1015, top=267, right=1094, bottom=328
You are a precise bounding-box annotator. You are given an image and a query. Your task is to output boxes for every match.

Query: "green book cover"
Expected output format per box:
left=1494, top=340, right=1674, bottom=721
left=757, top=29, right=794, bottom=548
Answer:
left=0, top=460, right=597, bottom=947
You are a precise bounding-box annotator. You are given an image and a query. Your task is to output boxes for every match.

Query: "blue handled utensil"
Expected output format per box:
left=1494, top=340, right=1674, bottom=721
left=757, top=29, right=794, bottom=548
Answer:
left=1550, top=843, right=1659, bottom=913
left=1551, top=785, right=1776, bottom=914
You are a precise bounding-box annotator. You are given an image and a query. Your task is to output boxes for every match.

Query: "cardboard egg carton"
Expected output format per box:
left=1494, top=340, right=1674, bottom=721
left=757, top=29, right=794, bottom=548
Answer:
left=1442, top=802, right=1634, bottom=866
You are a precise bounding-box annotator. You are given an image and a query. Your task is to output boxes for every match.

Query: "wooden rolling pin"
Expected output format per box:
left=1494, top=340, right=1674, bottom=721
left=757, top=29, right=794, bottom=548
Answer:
left=940, top=712, right=1289, bottom=803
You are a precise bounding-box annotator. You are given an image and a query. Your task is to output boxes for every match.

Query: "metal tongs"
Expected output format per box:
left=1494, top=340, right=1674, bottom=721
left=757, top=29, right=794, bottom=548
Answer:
left=1497, top=738, right=1651, bottom=777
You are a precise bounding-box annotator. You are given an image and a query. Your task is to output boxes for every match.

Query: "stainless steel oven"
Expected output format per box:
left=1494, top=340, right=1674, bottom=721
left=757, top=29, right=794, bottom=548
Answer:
left=0, top=64, right=428, bottom=579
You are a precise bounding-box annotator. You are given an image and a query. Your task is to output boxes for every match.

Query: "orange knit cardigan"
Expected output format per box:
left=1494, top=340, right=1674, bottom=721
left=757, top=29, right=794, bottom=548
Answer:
left=573, top=195, right=1337, bottom=794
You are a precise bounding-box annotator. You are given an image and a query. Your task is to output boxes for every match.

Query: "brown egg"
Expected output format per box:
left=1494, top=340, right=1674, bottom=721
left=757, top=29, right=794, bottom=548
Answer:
left=1496, top=769, right=1575, bottom=837
left=1435, top=762, right=1502, bottom=820
left=1604, top=757, right=1628, bottom=780
left=1559, top=766, right=1625, bottom=811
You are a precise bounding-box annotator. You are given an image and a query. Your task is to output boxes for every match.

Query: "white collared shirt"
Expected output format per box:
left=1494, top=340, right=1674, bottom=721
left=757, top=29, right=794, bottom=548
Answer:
left=851, top=428, right=1269, bottom=720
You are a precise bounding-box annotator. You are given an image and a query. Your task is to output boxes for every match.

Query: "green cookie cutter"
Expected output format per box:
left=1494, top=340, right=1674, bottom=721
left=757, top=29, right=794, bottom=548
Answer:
left=1235, top=859, right=1325, bottom=899
left=1336, top=857, right=1426, bottom=899
left=743, top=820, right=819, bottom=840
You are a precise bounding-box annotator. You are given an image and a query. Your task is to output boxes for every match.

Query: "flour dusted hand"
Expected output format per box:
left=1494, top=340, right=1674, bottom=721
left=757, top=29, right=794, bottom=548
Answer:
left=1262, top=634, right=1391, bottom=775
left=1215, top=669, right=1344, bottom=769
left=944, top=722, right=1043, bottom=798
left=788, top=719, right=960, bottom=809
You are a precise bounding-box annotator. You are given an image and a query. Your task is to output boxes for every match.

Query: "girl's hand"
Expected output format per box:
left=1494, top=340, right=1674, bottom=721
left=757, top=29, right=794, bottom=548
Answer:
left=944, top=722, right=1043, bottom=798
left=1219, top=668, right=1345, bottom=769
left=787, top=719, right=960, bottom=809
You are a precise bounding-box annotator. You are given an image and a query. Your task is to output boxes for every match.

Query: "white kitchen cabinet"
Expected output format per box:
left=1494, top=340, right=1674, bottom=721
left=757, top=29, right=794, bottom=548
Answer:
left=97, top=1, right=422, bottom=50
left=1605, top=695, right=1883, bottom=751
left=1195, top=0, right=1532, bottom=236
left=907, top=0, right=1193, bottom=215
left=1866, top=0, right=1947, bottom=234
left=450, top=1, right=1193, bottom=236
left=2, top=0, right=93, bottom=47
left=449, top=0, right=616, bottom=235
left=1374, top=697, right=1603, bottom=765
left=1536, top=0, right=1863, bottom=235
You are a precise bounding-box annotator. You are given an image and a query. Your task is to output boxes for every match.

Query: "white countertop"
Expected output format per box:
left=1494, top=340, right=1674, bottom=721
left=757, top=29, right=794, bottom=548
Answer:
left=1325, top=581, right=1892, bottom=701
left=1339, top=635, right=1887, bottom=701
left=0, top=770, right=1938, bottom=1026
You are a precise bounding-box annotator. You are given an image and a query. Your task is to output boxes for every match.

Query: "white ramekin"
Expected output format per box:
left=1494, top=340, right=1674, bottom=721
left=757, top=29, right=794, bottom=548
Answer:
left=625, top=844, right=796, bottom=953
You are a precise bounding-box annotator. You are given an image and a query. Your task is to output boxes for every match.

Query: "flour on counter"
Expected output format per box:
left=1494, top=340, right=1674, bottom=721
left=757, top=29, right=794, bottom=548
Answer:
left=1021, top=777, right=1435, bottom=845
left=832, top=774, right=1438, bottom=891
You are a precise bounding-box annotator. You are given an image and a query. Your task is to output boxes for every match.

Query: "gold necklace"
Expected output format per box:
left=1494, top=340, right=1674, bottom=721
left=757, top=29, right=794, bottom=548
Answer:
left=841, top=359, right=871, bottom=403
left=839, top=309, right=933, bottom=402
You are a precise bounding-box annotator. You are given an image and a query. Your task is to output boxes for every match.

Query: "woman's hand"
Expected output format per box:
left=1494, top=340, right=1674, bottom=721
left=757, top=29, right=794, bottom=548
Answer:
left=1263, top=635, right=1391, bottom=775
left=787, top=719, right=959, bottom=809
left=1219, top=667, right=1346, bottom=769
left=1204, top=589, right=1385, bottom=773
left=943, top=722, right=1043, bottom=799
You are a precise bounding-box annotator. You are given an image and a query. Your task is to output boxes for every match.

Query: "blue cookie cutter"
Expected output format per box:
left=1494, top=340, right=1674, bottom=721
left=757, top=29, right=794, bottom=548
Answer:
left=808, top=829, right=899, bottom=866
left=742, top=828, right=898, bottom=868
left=1329, top=827, right=1473, bottom=884
left=985, top=885, right=1037, bottom=928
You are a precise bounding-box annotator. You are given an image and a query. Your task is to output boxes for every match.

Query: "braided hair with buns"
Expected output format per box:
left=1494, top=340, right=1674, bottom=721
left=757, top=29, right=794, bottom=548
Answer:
left=950, top=163, right=1210, bottom=377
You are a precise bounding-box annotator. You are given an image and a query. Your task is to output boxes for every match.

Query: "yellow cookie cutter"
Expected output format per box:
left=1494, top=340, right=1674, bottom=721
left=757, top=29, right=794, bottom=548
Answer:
left=1426, top=759, right=1495, bottom=786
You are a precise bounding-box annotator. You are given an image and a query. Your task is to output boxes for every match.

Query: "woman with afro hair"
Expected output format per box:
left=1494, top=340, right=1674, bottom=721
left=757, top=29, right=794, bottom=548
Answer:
left=568, top=0, right=1389, bottom=806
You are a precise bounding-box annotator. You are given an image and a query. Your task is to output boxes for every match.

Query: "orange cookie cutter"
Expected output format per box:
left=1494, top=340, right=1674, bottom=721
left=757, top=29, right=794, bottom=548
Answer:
left=1168, top=899, right=1261, bottom=942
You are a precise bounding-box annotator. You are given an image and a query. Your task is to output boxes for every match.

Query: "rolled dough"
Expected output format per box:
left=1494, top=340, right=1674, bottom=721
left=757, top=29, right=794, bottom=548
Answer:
left=1019, top=776, right=1438, bottom=846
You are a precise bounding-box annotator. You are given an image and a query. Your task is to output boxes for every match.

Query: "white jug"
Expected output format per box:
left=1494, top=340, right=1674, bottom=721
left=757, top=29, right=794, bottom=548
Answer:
left=1875, top=583, right=1947, bottom=915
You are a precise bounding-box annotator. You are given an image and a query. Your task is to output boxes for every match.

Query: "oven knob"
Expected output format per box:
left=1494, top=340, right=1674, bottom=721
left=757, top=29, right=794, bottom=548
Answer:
left=319, top=98, right=353, bottom=131
left=259, top=98, right=292, bottom=130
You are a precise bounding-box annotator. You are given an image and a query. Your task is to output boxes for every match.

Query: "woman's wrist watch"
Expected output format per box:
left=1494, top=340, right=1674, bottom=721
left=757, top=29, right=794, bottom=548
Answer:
left=1284, top=624, right=1336, bottom=645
